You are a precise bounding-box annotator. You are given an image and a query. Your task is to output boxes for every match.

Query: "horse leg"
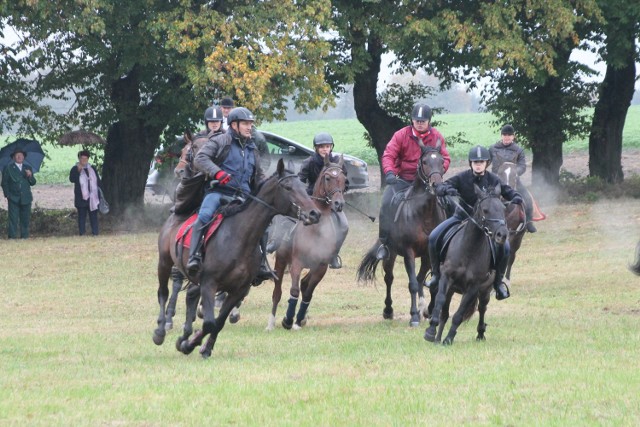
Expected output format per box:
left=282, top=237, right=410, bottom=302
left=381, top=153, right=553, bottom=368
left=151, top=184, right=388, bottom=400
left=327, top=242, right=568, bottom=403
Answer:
left=434, top=290, right=452, bottom=343
left=382, top=255, right=396, bottom=320
left=443, top=291, right=478, bottom=346
left=282, top=260, right=303, bottom=330
left=267, top=253, right=287, bottom=331
left=186, top=281, right=218, bottom=358
left=416, top=256, right=430, bottom=319
left=201, top=288, right=249, bottom=359
left=175, top=284, right=201, bottom=354
left=165, top=266, right=183, bottom=331
left=229, top=298, right=242, bottom=324
left=424, top=274, right=449, bottom=342
left=153, top=260, right=172, bottom=346
left=294, top=265, right=328, bottom=329
left=403, top=252, right=421, bottom=327
left=476, top=289, right=491, bottom=341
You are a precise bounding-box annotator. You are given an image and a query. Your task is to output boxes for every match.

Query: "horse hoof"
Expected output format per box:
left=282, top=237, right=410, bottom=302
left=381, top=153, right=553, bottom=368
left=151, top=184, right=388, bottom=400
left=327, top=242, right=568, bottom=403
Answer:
left=424, top=329, right=436, bottom=342
left=164, top=321, right=173, bottom=331
left=383, top=309, right=394, bottom=320
left=292, top=324, right=302, bottom=330
left=299, top=317, right=307, bottom=327
left=476, top=334, right=486, bottom=341
left=229, top=313, right=241, bottom=324
left=442, top=338, right=454, bottom=346
left=152, top=330, right=165, bottom=346
left=409, top=320, right=420, bottom=328
left=282, top=317, right=293, bottom=330
left=199, top=346, right=212, bottom=359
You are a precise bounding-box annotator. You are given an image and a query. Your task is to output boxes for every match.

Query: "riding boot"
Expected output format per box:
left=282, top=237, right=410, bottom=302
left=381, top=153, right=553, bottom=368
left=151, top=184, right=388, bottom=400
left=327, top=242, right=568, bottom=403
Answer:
left=425, top=237, right=441, bottom=289
left=493, top=243, right=511, bottom=300
left=254, top=232, right=278, bottom=285
left=186, top=219, right=206, bottom=276
left=525, top=204, right=537, bottom=233
left=329, top=254, right=342, bottom=269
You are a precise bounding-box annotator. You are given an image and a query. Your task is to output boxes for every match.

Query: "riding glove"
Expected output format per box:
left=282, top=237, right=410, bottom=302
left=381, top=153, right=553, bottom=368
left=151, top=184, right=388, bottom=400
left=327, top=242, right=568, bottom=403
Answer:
left=511, top=195, right=523, bottom=205
left=385, top=172, right=398, bottom=185
left=214, top=170, right=231, bottom=185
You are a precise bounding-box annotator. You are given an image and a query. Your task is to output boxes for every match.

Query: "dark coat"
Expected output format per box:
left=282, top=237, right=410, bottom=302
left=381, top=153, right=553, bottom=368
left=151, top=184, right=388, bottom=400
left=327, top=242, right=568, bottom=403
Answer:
left=69, top=165, right=102, bottom=208
left=489, top=141, right=526, bottom=176
left=298, top=152, right=347, bottom=195
left=2, top=162, right=36, bottom=205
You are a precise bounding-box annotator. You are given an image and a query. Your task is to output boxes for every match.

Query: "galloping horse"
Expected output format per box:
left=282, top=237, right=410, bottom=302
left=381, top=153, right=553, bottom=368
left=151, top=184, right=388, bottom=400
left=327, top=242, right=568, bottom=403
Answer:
left=153, top=159, right=320, bottom=358
left=357, top=143, right=447, bottom=327
left=267, top=155, right=349, bottom=330
left=497, top=162, right=527, bottom=287
left=424, top=183, right=509, bottom=345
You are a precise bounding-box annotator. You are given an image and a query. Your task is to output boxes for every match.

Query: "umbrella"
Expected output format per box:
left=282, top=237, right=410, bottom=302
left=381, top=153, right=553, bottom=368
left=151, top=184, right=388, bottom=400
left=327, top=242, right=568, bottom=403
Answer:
left=0, top=138, right=45, bottom=172
left=58, top=130, right=105, bottom=146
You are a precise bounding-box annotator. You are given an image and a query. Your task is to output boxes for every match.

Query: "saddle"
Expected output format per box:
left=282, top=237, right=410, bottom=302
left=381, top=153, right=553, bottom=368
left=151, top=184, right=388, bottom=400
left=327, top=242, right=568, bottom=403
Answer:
left=438, top=220, right=498, bottom=269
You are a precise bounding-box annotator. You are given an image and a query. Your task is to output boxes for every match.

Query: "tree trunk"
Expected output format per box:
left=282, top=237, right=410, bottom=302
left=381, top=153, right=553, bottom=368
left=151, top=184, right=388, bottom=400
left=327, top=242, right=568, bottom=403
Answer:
left=588, top=51, right=636, bottom=183
left=351, top=34, right=405, bottom=188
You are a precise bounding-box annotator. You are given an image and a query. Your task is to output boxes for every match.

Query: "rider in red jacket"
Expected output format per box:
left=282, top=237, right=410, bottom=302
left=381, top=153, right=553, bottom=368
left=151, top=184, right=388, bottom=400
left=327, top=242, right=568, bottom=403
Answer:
left=376, top=103, right=451, bottom=260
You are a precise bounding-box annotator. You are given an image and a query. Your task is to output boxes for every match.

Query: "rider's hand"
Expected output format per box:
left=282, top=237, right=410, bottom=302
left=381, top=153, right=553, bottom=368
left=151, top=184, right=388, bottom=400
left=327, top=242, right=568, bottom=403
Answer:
left=214, top=170, right=231, bottom=185
left=385, top=172, right=398, bottom=185
left=446, top=188, right=459, bottom=197
left=511, top=195, right=523, bottom=205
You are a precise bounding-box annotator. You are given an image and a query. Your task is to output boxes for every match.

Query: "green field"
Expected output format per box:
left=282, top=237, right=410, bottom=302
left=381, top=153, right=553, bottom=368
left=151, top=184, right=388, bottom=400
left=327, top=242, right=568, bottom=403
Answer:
left=1, top=196, right=639, bottom=425
left=2, top=105, right=639, bottom=185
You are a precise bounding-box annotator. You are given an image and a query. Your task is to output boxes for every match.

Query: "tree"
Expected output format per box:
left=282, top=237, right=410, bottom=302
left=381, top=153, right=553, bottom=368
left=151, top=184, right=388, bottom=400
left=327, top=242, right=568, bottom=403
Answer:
left=587, top=1, right=640, bottom=183
left=1, top=0, right=332, bottom=213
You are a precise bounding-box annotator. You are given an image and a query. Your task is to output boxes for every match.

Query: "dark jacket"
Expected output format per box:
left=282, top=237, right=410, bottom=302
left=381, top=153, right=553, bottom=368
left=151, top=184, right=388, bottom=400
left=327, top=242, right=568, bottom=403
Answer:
left=439, top=169, right=520, bottom=217
left=194, top=129, right=265, bottom=196
left=489, top=141, right=526, bottom=176
left=298, top=152, right=347, bottom=195
left=69, top=164, right=102, bottom=208
left=2, top=162, right=36, bottom=205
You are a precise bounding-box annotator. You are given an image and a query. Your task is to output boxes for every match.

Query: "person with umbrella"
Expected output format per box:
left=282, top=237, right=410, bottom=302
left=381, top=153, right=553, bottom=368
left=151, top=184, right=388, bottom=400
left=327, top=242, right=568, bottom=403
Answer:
left=1, top=148, right=37, bottom=238
left=69, top=150, right=103, bottom=236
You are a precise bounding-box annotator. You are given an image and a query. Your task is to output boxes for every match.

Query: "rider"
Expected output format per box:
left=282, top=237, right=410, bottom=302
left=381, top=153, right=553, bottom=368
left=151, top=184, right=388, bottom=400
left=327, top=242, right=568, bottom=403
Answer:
left=425, top=146, right=523, bottom=300
left=186, top=107, right=275, bottom=283
left=375, top=102, right=451, bottom=260
left=198, top=106, right=224, bottom=138
left=298, top=132, right=348, bottom=269
left=489, top=124, right=536, bottom=233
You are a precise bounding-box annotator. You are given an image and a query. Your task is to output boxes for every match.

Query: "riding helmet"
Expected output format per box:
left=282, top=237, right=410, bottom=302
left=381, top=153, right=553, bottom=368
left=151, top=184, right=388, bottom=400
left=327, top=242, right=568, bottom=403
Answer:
left=204, top=106, right=224, bottom=123
left=501, top=124, right=515, bottom=135
left=468, top=145, right=491, bottom=163
left=411, top=103, right=432, bottom=121
left=313, top=132, right=334, bottom=147
left=227, top=107, right=255, bottom=125
left=220, top=97, right=235, bottom=108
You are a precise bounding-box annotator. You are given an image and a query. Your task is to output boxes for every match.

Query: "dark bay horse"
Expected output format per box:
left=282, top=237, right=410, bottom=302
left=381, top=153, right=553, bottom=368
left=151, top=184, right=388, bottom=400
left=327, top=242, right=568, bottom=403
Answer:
left=424, top=183, right=509, bottom=345
left=497, top=162, right=526, bottom=287
left=267, top=155, right=349, bottom=330
left=357, top=144, right=447, bottom=327
left=153, top=159, right=320, bottom=358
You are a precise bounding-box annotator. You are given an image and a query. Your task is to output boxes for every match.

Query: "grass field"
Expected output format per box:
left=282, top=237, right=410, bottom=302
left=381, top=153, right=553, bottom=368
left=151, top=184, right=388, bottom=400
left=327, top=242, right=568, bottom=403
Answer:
left=1, top=194, right=639, bottom=425
left=3, top=105, right=639, bottom=185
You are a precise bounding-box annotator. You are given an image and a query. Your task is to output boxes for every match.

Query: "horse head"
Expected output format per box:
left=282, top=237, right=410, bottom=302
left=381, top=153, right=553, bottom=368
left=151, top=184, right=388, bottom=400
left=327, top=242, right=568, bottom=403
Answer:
left=312, top=154, right=347, bottom=212
left=473, top=183, right=508, bottom=245
left=266, top=158, right=320, bottom=225
left=497, top=162, right=518, bottom=189
left=416, top=140, right=445, bottom=191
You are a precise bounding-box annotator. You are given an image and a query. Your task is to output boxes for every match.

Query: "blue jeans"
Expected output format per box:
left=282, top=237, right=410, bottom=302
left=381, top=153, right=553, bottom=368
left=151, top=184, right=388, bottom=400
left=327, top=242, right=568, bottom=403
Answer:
left=198, top=192, right=224, bottom=223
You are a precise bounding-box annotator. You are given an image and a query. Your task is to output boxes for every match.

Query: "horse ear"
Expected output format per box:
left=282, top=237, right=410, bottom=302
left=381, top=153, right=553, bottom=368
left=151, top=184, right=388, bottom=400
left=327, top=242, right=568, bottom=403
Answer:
left=338, top=154, right=344, bottom=168
left=184, top=131, right=192, bottom=144
left=287, top=159, right=296, bottom=172
left=324, top=154, right=330, bottom=166
left=494, top=182, right=501, bottom=196
left=474, top=183, right=483, bottom=198
left=277, top=158, right=285, bottom=176
left=436, top=138, right=442, bottom=150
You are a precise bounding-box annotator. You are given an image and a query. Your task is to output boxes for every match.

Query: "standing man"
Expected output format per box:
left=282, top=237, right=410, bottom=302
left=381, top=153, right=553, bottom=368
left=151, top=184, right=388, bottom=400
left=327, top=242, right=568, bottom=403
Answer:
left=2, top=148, right=36, bottom=238
left=489, top=124, right=536, bottom=233
left=375, top=102, right=451, bottom=260
left=220, top=97, right=235, bottom=131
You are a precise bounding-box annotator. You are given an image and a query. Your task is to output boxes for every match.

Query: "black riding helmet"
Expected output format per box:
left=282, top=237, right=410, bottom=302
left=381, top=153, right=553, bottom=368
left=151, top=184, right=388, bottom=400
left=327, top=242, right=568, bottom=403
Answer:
left=411, top=103, right=433, bottom=121
left=204, top=106, right=223, bottom=124
left=468, top=145, right=491, bottom=167
left=227, top=107, right=255, bottom=126
left=313, top=132, right=334, bottom=149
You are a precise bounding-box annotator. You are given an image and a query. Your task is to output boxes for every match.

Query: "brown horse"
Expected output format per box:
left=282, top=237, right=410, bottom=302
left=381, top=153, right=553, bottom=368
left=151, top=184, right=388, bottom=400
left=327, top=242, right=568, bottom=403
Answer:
left=356, top=144, right=447, bottom=327
left=424, top=183, right=509, bottom=345
left=153, top=159, right=320, bottom=358
left=497, top=162, right=527, bottom=287
left=266, top=155, right=349, bottom=330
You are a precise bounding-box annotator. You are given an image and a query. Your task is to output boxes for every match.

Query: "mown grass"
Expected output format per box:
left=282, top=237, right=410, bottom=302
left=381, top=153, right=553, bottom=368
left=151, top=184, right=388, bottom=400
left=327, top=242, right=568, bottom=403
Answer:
left=3, top=105, right=639, bottom=184
left=1, top=196, right=639, bottom=425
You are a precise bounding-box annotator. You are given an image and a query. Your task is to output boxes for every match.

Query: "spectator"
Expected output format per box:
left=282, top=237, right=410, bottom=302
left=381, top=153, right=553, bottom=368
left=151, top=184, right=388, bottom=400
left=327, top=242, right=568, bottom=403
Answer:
left=69, top=150, right=103, bottom=236
left=1, top=148, right=36, bottom=238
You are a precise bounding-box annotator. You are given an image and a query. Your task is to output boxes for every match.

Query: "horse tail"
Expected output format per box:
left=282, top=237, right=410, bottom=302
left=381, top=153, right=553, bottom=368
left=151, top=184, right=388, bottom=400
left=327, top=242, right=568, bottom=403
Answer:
left=356, top=244, right=380, bottom=284
left=629, top=241, right=640, bottom=276
left=461, top=295, right=479, bottom=323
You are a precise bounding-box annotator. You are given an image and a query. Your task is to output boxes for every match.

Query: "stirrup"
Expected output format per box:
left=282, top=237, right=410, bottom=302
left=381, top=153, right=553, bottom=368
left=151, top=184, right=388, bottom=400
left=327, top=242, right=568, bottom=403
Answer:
left=375, top=244, right=389, bottom=260
left=186, top=257, right=201, bottom=276
left=329, top=255, right=342, bottom=269
left=494, top=280, right=511, bottom=300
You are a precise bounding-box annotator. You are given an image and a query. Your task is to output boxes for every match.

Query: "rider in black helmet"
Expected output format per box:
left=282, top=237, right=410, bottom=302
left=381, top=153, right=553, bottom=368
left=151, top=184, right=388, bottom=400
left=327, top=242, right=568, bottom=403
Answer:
left=425, top=145, right=523, bottom=301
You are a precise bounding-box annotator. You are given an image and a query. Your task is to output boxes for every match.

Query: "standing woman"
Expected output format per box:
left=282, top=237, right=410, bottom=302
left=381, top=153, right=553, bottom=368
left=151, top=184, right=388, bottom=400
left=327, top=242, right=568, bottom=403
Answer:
left=69, top=150, right=102, bottom=236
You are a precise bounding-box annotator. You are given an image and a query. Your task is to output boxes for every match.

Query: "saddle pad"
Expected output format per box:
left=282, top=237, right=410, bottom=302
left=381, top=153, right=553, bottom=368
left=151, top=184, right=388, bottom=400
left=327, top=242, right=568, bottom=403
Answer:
left=176, top=213, right=224, bottom=249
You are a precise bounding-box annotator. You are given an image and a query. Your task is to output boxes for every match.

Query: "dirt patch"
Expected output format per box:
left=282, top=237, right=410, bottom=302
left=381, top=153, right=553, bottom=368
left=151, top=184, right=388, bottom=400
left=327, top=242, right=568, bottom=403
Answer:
left=3, top=150, right=640, bottom=210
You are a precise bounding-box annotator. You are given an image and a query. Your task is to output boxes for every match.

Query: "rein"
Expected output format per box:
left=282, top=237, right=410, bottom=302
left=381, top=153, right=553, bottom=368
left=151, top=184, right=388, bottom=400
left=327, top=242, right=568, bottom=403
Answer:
left=447, top=194, right=506, bottom=237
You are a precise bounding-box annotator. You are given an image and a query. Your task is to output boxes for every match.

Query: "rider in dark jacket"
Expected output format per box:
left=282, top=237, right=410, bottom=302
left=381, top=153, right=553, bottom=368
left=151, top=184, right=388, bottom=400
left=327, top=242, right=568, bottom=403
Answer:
left=426, top=146, right=523, bottom=301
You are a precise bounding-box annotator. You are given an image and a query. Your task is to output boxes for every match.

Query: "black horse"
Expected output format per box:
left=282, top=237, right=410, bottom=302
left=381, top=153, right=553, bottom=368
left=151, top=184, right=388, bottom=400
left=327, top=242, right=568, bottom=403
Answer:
left=357, top=144, right=447, bottom=326
left=153, top=159, right=320, bottom=358
left=424, top=183, right=509, bottom=345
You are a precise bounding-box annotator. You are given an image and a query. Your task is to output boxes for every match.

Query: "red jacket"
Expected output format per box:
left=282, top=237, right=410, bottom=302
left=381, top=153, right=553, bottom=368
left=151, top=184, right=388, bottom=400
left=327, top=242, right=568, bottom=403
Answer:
left=382, top=126, right=450, bottom=181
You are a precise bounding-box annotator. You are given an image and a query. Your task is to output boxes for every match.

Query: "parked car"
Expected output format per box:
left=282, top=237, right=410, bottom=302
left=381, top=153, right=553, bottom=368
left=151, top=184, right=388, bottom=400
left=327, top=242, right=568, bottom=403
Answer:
left=145, top=130, right=369, bottom=198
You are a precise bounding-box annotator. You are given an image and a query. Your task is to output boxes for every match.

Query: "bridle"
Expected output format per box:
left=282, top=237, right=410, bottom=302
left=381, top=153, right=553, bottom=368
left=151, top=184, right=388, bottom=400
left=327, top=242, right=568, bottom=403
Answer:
left=311, top=165, right=346, bottom=206
left=448, top=193, right=506, bottom=238
left=416, top=149, right=444, bottom=192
